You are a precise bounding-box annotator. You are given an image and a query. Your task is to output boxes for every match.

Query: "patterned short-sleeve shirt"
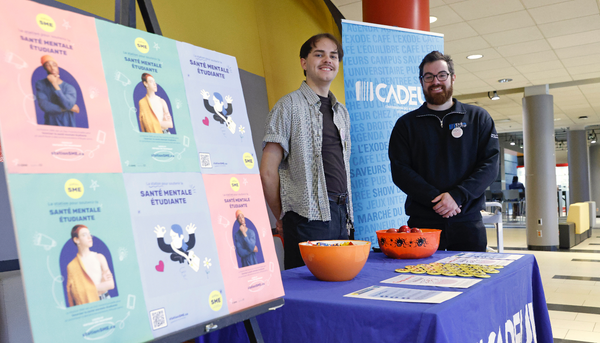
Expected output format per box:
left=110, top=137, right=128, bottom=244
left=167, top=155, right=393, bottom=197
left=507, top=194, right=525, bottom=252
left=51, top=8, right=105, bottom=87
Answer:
left=263, top=81, right=353, bottom=223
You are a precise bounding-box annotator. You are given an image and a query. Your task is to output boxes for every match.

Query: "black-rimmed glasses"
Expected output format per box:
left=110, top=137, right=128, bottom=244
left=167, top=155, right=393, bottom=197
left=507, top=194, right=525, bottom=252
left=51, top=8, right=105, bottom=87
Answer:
left=420, top=71, right=451, bottom=83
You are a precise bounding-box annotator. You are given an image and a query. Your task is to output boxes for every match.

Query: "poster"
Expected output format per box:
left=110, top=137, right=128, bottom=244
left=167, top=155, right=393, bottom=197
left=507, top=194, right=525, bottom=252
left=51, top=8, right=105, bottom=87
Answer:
left=177, top=42, right=258, bottom=175
left=202, top=174, right=284, bottom=312
left=0, top=0, right=121, bottom=174
left=342, top=19, right=444, bottom=246
left=122, top=172, right=228, bottom=337
left=96, top=20, right=199, bottom=173
left=6, top=173, right=152, bottom=343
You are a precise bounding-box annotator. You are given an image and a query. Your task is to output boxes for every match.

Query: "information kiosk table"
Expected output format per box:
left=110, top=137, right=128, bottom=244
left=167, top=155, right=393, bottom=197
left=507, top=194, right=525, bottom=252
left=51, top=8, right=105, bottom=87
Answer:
left=202, top=250, right=552, bottom=343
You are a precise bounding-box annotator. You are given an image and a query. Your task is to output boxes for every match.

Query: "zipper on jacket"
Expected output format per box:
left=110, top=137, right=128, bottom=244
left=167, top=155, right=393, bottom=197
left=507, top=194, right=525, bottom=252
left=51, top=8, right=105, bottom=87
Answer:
left=417, top=111, right=462, bottom=128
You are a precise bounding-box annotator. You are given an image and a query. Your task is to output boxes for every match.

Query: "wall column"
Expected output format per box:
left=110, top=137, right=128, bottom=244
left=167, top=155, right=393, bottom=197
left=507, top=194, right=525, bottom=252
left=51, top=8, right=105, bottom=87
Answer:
left=567, top=129, right=591, bottom=204
left=362, top=0, right=429, bottom=31
left=522, top=85, right=559, bottom=250
left=590, top=144, right=600, bottom=216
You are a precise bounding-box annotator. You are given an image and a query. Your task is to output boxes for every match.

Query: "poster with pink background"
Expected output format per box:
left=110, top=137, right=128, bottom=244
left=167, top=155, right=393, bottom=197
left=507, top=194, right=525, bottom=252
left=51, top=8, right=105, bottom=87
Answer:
left=202, top=174, right=284, bottom=312
left=0, top=0, right=121, bottom=174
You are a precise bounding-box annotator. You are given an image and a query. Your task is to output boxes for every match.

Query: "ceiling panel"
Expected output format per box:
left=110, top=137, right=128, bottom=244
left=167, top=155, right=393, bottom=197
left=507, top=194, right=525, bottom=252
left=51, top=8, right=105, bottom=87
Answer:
left=468, top=10, right=535, bottom=35
left=330, top=0, right=600, bottom=134
left=527, top=0, right=599, bottom=24
left=537, top=14, right=600, bottom=38
left=482, top=26, right=544, bottom=47
left=449, top=0, right=525, bottom=21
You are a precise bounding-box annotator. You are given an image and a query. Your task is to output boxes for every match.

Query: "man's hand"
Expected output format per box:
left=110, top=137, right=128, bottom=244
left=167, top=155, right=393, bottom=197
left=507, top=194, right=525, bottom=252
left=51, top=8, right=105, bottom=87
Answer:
left=275, top=219, right=283, bottom=236
left=253, top=246, right=258, bottom=253
left=154, top=225, right=166, bottom=238
left=47, top=74, right=60, bottom=89
left=186, top=223, right=197, bottom=234
left=200, top=89, right=210, bottom=100
left=240, top=224, right=248, bottom=236
left=432, top=192, right=461, bottom=218
left=70, top=104, right=80, bottom=113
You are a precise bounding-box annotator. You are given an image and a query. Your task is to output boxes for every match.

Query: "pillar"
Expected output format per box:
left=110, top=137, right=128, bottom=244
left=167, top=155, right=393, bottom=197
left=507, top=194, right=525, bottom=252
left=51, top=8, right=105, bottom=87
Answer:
left=363, top=0, right=430, bottom=31
left=522, top=86, right=559, bottom=250
left=567, top=129, right=591, bottom=203
left=591, top=144, right=600, bottom=216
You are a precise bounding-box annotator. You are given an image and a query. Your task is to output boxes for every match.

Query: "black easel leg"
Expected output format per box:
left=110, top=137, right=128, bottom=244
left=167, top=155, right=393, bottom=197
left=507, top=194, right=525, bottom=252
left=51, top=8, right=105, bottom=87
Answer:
left=243, top=317, right=264, bottom=343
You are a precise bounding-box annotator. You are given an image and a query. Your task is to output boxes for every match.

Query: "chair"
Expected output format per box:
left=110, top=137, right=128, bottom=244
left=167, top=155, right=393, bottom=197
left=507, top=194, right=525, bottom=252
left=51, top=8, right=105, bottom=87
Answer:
left=482, top=202, right=503, bottom=253
left=502, top=189, right=521, bottom=220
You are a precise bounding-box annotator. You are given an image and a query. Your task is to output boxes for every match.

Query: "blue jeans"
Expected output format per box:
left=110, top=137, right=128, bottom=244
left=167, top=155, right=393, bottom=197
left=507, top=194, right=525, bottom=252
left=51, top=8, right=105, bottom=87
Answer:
left=282, top=201, right=348, bottom=270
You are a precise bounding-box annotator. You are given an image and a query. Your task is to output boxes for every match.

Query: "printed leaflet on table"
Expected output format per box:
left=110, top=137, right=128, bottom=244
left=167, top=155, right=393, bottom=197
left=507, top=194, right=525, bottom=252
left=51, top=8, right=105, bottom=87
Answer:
left=345, top=285, right=461, bottom=304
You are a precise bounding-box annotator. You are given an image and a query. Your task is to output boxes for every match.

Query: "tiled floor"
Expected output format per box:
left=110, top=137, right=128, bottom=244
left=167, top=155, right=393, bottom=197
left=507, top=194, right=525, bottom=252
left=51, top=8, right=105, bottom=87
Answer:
left=486, top=218, right=600, bottom=343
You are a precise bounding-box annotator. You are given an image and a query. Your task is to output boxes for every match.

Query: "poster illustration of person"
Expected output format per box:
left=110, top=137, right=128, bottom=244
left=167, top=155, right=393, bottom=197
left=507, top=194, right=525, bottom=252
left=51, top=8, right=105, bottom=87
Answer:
left=136, top=73, right=175, bottom=134
left=33, top=55, right=89, bottom=128
left=154, top=223, right=200, bottom=271
left=203, top=173, right=284, bottom=312
left=61, top=224, right=117, bottom=307
left=233, top=210, right=264, bottom=268
left=96, top=19, right=199, bottom=173
left=7, top=172, right=152, bottom=343
left=0, top=1, right=121, bottom=174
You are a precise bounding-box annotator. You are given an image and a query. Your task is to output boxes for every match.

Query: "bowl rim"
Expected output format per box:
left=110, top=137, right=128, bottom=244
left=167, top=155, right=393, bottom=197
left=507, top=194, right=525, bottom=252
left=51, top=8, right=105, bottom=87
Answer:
left=375, top=228, right=441, bottom=233
left=299, top=240, right=371, bottom=246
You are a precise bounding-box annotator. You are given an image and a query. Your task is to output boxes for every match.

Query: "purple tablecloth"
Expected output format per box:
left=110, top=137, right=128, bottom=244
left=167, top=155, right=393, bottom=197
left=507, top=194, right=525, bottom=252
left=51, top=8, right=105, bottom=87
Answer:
left=200, top=250, right=552, bottom=343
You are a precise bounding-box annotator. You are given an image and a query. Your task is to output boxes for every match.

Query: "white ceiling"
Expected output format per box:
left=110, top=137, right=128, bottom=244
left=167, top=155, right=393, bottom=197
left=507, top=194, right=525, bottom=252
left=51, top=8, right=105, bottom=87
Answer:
left=331, top=0, right=600, bottom=135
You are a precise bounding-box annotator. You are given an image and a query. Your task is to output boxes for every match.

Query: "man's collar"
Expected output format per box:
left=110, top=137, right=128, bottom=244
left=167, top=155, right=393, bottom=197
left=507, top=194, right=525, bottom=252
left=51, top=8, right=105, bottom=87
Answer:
left=299, top=81, right=338, bottom=106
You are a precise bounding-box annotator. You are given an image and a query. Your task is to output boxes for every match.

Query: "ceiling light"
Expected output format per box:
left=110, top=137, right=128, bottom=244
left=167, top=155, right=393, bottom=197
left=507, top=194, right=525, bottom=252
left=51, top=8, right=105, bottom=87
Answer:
left=430, top=16, right=437, bottom=23
left=488, top=91, right=500, bottom=100
left=591, top=130, right=597, bottom=144
left=467, top=54, right=483, bottom=60
left=579, top=116, right=588, bottom=120
left=495, top=119, right=511, bottom=123
left=498, top=78, right=513, bottom=83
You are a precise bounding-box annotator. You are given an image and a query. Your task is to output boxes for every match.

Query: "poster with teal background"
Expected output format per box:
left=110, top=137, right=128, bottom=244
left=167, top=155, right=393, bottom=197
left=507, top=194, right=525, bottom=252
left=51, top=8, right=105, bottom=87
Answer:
left=122, top=172, right=228, bottom=338
left=6, top=173, right=152, bottom=343
left=95, top=19, right=199, bottom=173
left=177, top=42, right=258, bottom=175
left=342, top=20, right=444, bottom=246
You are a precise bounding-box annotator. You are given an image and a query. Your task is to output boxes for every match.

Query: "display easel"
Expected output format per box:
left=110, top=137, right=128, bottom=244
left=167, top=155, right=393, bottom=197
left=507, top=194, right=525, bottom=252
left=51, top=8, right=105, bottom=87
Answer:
left=0, top=1, right=283, bottom=342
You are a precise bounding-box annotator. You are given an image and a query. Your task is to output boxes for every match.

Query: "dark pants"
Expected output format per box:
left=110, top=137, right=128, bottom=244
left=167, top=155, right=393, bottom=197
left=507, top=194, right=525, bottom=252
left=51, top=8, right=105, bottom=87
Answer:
left=408, top=217, right=487, bottom=252
left=282, top=201, right=348, bottom=270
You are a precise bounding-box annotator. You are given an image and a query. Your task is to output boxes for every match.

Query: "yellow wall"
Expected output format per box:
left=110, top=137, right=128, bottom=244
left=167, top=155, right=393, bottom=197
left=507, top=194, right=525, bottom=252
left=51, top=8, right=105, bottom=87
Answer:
left=57, top=0, right=345, bottom=108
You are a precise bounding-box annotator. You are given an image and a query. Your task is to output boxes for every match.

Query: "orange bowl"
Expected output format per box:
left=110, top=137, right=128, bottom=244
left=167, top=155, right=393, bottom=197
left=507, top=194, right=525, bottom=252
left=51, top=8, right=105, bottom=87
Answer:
left=299, top=240, right=371, bottom=281
left=376, top=229, right=441, bottom=259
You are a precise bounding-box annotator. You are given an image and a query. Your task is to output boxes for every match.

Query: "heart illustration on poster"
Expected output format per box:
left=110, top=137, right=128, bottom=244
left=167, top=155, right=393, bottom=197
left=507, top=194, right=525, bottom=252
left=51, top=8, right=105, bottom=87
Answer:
left=202, top=117, right=209, bottom=126
left=155, top=260, right=164, bottom=272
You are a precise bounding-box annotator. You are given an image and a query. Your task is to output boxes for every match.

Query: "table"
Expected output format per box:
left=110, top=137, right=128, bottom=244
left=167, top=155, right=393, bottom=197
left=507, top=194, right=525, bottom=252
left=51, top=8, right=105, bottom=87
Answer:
left=200, top=251, right=553, bottom=343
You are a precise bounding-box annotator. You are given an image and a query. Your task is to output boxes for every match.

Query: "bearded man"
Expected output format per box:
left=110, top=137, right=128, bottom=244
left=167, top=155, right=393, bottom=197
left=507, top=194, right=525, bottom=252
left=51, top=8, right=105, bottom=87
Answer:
left=388, top=51, right=499, bottom=252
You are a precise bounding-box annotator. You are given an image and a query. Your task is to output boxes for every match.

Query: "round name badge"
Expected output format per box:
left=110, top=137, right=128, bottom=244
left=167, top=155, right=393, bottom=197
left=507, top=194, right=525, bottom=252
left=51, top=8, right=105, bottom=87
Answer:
left=452, top=127, right=463, bottom=138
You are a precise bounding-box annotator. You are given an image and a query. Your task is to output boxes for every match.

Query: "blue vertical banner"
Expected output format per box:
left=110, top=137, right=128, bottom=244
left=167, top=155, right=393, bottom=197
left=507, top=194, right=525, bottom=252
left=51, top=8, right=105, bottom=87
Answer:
left=342, top=20, right=444, bottom=246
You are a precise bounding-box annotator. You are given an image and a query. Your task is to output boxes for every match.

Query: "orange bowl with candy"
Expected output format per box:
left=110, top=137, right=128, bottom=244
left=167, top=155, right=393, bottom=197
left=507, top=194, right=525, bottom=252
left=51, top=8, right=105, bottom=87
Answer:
left=376, top=229, right=441, bottom=259
left=299, top=240, right=371, bottom=281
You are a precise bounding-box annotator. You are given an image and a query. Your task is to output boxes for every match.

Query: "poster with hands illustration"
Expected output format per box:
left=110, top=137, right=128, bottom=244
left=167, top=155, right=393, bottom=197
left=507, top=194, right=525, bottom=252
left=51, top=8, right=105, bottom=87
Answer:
left=122, top=172, right=227, bottom=338
left=177, top=41, right=258, bottom=175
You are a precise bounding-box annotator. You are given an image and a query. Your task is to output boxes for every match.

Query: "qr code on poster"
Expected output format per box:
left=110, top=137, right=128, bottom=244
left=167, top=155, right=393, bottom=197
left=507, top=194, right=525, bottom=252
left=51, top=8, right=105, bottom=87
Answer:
left=150, top=308, right=167, bottom=330
left=199, top=153, right=212, bottom=168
